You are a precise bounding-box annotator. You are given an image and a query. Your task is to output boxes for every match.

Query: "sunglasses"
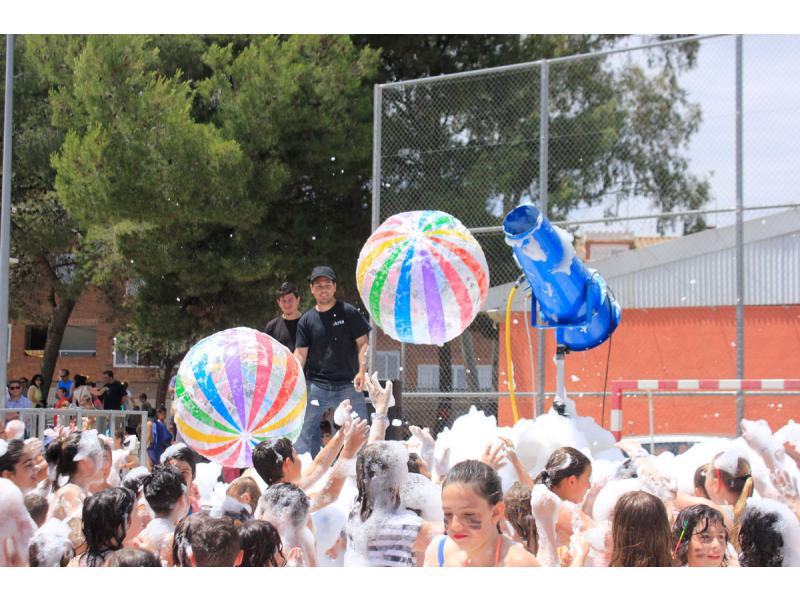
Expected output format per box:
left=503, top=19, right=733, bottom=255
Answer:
left=8, top=385, right=20, bottom=390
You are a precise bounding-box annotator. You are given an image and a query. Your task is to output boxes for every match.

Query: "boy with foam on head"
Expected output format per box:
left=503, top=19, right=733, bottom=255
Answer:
left=256, top=482, right=317, bottom=566
left=133, top=464, right=189, bottom=557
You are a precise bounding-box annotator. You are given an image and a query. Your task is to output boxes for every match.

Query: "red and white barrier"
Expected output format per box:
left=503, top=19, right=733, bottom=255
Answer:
left=609, top=379, right=800, bottom=441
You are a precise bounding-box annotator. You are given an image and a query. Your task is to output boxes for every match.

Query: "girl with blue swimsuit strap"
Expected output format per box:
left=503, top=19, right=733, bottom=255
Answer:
left=424, top=460, right=540, bottom=567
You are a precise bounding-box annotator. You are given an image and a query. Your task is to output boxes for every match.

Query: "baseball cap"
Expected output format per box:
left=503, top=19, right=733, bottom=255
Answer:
left=308, top=266, right=337, bottom=283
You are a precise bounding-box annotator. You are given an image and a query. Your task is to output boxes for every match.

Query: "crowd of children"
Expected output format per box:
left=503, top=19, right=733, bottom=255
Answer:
left=1, top=373, right=799, bottom=568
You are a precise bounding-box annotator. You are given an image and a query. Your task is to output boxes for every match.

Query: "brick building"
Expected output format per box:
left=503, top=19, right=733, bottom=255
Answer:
left=9, top=286, right=161, bottom=404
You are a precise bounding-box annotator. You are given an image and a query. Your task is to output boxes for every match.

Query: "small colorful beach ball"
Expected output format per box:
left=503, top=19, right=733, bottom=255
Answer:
left=174, top=327, right=306, bottom=468
left=356, top=210, right=489, bottom=345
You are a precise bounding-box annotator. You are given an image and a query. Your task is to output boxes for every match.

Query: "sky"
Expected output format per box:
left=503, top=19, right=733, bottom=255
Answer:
left=568, top=34, right=800, bottom=236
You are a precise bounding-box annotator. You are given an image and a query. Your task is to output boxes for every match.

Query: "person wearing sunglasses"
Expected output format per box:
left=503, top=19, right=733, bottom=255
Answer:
left=5, top=380, right=33, bottom=433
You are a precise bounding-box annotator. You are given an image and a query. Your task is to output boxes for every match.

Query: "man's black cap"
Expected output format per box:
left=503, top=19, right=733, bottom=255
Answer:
left=308, top=266, right=337, bottom=283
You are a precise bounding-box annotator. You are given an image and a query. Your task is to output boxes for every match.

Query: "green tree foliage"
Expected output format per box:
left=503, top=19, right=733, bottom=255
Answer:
left=355, top=34, right=709, bottom=237
left=47, top=35, right=377, bottom=399
left=1, top=37, right=97, bottom=394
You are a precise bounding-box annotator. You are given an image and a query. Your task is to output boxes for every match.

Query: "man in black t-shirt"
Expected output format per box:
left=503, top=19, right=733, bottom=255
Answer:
left=100, top=369, right=127, bottom=411
left=264, top=282, right=303, bottom=352
left=293, top=266, right=371, bottom=457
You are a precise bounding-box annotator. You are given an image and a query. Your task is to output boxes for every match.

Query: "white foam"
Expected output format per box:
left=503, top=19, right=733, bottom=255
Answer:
left=73, top=429, right=103, bottom=463
left=0, top=439, right=7, bottom=458
left=0, top=478, right=37, bottom=566
left=160, top=442, right=188, bottom=464
left=744, top=496, right=800, bottom=567
left=400, top=472, right=443, bottom=522
left=30, top=519, right=72, bottom=567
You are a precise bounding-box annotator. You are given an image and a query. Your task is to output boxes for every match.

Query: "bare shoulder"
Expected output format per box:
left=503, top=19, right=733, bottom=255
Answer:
left=504, top=541, right=542, bottom=567
left=423, top=534, right=447, bottom=567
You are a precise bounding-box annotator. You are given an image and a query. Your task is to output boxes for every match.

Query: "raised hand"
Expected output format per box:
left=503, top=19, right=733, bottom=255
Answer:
left=480, top=440, right=508, bottom=471
left=342, top=416, right=369, bottom=458
left=364, top=371, right=394, bottom=415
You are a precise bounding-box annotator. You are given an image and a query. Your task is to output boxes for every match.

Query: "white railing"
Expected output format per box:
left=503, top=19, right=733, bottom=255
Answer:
left=1, top=408, right=148, bottom=466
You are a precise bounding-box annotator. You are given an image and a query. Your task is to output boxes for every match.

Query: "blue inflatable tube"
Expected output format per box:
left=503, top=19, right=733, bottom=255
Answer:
left=503, top=204, right=621, bottom=351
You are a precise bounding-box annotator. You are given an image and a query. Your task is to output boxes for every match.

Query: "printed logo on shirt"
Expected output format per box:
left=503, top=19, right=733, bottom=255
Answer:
left=332, top=319, right=345, bottom=327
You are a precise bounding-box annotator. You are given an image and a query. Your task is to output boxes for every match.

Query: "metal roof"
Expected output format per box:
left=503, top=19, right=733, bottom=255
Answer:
left=484, top=208, right=800, bottom=312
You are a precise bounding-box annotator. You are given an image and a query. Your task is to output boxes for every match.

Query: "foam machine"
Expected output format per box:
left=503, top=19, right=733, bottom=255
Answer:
left=503, top=204, right=622, bottom=417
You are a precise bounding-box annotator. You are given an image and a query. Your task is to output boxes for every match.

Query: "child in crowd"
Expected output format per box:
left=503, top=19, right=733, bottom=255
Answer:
left=424, top=459, right=539, bottom=567
left=133, top=465, right=189, bottom=558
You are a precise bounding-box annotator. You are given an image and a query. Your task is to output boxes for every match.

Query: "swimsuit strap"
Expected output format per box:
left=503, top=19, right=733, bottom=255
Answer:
left=438, top=535, right=447, bottom=567
left=495, top=535, right=502, bottom=567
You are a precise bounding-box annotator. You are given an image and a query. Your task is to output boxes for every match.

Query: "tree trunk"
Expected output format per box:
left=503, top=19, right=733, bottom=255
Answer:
left=40, top=297, right=77, bottom=403
left=459, top=329, right=480, bottom=392
left=156, top=354, right=179, bottom=409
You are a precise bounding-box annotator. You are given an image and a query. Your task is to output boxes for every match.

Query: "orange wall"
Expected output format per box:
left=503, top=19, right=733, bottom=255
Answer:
left=498, top=305, right=800, bottom=436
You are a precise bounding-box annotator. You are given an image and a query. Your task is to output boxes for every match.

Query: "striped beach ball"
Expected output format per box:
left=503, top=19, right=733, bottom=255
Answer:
left=356, top=210, right=489, bottom=345
left=174, top=327, right=306, bottom=468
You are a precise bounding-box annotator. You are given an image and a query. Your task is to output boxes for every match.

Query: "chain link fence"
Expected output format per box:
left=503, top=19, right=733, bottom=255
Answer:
left=369, top=35, right=800, bottom=436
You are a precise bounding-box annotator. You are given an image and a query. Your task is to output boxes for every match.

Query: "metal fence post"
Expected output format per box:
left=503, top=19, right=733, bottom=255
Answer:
left=367, top=83, right=383, bottom=379
left=140, top=411, right=148, bottom=467
left=0, top=35, right=15, bottom=401
left=735, top=35, right=745, bottom=434
left=536, top=59, right=550, bottom=417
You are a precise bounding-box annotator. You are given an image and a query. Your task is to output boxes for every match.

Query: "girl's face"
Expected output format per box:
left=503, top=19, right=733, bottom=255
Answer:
left=442, top=483, right=503, bottom=553
left=4, top=446, right=40, bottom=492
left=555, top=465, right=593, bottom=504
left=687, top=519, right=726, bottom=567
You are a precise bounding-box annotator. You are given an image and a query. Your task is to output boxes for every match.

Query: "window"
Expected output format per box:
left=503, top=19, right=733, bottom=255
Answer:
left=113, top=337, right=158, bottom=368
left=452, top=365, right=494, bottom=391
left=25, top=326, right=48, bottom=352
left=59, top=325, right=96, bottom=357
left=417, top=364, right=439, bottom=391
left=477, top=365, right=493, bottom=391
left=376, top=351, right=400, bottom=381
left=587, top=242, right=632, bottom=261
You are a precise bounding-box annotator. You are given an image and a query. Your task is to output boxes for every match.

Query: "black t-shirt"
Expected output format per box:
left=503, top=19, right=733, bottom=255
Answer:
left=265, top=315, right=301, bottom=352
left=102, top=380, right=126, bottom=411
left=295, top=301, right=371, bottom=385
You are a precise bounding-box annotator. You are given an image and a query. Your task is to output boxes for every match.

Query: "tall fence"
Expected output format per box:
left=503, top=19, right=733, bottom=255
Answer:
left=369, top=34, right=800, bottom=436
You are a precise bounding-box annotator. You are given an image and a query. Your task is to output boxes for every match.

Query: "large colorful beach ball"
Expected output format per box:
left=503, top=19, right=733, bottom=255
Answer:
left=356, top=210, right=489, bottom=345
left=174, top=327, right=306, bottom=468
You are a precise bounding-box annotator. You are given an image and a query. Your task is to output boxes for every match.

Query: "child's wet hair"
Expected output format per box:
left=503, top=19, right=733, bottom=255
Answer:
left=534, top=447, right=591, bottom=490
left=24, top=492, right=49, bottom=528
left=672, top=504, right=728, bottom=566
left=739, top=504, right=784, bottom=567
left=238, top=520, right=284, bottom=567
left=442, top=459, right=503, bottom=505
left=164, top=445, right=198, bottom=479
left=693, top=463, right=710, bottom=499
left=353, top=442, right=407, bottom=522
left=143, top=464, right=185, bottom=516
left=227, top=476, right=261, bottom=515
left=610, top=490, right=673, bottom=567
left=185, top=516, right=241, bottom=567
left=44, top=432, right=83, bottom=487
left=81, top=487, right=136, bottom=566
left=503, top=482, right=538, bottom=554
left=259, top=482, right=309, bottom=528
left=252, top=438, right=294, bottom=486
left=105, top=548, right=161, bottom=567
left=0, top=439, right=26, bottom=476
